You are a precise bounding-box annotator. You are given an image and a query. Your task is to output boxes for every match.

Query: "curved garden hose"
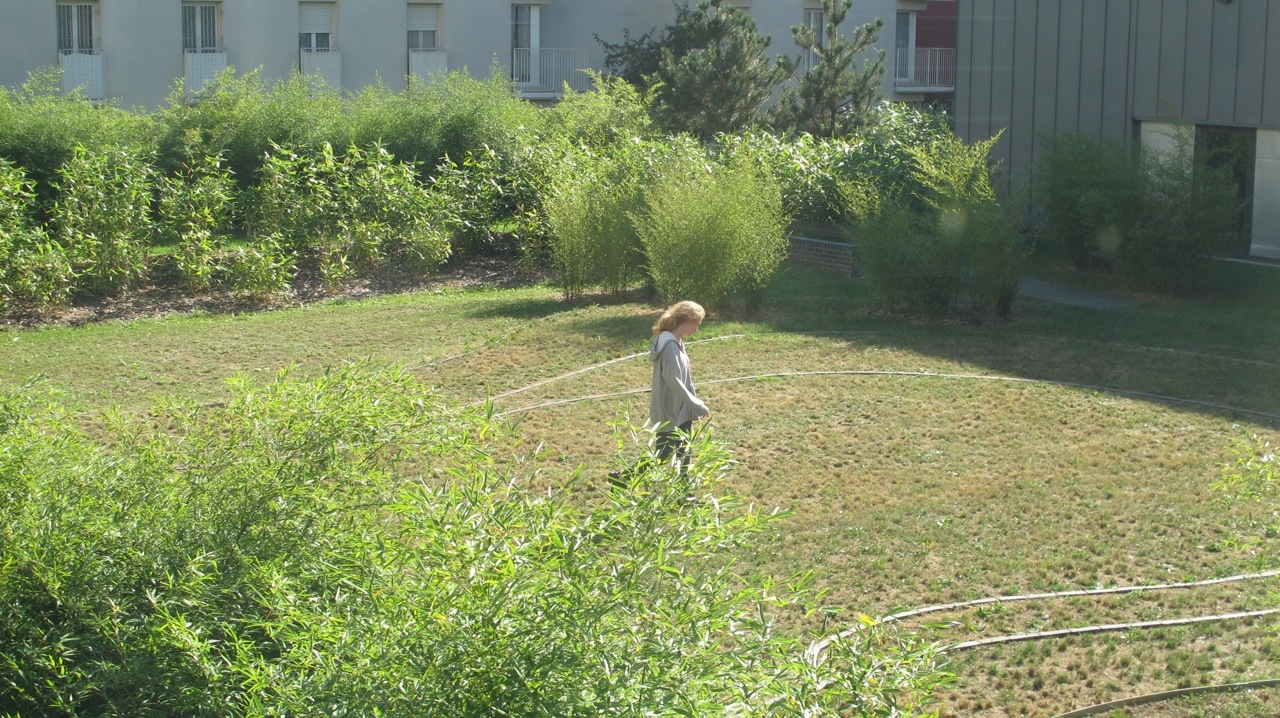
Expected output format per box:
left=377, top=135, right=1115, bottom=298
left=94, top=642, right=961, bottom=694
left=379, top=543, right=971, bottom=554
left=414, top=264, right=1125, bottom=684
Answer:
left=1049, top=679, right=1280, bottom=718
left=495, top=370, right=1280, bottom=422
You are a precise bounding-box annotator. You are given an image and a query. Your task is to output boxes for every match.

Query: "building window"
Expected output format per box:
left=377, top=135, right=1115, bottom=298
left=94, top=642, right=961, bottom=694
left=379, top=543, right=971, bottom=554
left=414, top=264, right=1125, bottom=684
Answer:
left=299, top=2, right=334, bottom=52
left=803, top=9, right=824, bottom=74
left=56, top=2, right=98, bottom=54
left=183, top=3, right=220, bottom=53
left=408, top=4, right=439, bottom=50
left=895, top=10, right=915, bottom=81
left=512, top=5, right=531, bottom=50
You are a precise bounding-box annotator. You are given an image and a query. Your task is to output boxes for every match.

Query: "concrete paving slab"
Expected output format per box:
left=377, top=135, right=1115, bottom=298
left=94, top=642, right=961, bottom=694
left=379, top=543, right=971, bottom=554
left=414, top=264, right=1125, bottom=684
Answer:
left=1018, top=278, right=1141, bottom=310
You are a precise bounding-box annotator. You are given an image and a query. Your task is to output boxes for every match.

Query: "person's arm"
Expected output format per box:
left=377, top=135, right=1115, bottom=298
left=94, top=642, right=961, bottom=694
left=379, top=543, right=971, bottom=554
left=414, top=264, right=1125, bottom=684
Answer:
left=659, top=344, right=709, bottom=418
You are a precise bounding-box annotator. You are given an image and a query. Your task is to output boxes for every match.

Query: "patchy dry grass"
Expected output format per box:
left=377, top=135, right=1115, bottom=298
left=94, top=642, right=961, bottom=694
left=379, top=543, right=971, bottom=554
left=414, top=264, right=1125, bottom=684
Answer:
left=2, top=260, right=1278, bottom=716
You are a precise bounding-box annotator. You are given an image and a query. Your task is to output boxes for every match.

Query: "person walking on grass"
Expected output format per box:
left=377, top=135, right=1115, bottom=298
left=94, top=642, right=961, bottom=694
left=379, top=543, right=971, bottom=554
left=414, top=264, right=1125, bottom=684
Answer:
left=649, top=300, right=710, bottom=467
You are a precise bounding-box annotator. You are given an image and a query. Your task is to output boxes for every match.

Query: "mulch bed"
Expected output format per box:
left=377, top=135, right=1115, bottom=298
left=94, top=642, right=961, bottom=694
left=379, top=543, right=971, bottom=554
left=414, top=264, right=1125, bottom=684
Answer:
left=1, top=252, right=546, bottom=331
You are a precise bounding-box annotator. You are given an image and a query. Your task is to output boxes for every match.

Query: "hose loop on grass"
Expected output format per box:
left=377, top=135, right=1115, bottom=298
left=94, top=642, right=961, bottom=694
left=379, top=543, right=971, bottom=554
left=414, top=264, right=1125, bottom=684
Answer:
left=494, top=371, right=1280, bottom=422
left=945, top=608, right=1279, bottom=651
left=880, top=570, right=1280, bottom=624
left=1049, top=678, right=1280, bottom=718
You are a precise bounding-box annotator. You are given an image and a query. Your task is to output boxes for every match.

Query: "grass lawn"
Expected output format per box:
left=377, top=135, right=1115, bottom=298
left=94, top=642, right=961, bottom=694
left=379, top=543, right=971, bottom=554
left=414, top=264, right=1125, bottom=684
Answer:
left=2, top=256, right=1278, bottom=716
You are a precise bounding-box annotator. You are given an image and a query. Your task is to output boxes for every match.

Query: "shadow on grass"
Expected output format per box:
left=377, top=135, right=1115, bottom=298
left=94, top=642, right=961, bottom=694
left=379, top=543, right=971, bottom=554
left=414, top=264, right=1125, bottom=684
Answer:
left=746, top=261, right=1280, bottom=426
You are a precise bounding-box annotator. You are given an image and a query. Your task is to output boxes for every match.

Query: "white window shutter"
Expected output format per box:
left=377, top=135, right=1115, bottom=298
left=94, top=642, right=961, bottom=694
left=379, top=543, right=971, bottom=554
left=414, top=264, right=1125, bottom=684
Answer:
left=407, top=5, right=438, bottom=32
left=299, top=3, right=333, bottom=34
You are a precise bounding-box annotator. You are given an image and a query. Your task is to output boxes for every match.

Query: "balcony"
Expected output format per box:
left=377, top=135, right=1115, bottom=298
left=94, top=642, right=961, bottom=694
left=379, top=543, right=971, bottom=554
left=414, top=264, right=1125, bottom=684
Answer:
left=58, top=50, right=104, bottom=101
left=184, top=49, right=228, bottom=100
left=300, top=48, right=342, bottom=88
left=409, top=48, right=448, bottom=80
left=511, top=48, right=591, bottom=98
left=894, top=47, right=955, bottom=93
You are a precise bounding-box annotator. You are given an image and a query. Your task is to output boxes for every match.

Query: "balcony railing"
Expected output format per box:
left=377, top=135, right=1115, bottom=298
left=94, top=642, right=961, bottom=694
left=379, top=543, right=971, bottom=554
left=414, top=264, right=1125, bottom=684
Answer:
left=409, top=48, right=448, bottom=79
left=511, top=48, right=591, bottom=97
left=184, top=49, right=228, bottom=99
left=300, top=48, right=342, bottom=88
left=894, top=47, right=955, bottom=92
left=58, top=50, right=104, bottom=100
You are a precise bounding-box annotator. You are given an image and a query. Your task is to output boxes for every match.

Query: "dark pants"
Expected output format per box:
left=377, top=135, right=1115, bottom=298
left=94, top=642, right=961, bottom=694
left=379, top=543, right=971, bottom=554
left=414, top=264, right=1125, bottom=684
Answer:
left=656, top=420, right=693, bottom=465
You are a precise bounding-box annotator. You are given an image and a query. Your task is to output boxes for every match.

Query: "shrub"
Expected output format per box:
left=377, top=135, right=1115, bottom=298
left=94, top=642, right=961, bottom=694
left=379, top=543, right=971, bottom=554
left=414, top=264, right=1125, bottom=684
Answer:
left=51, top=145, right=157, bottom=296
left=155, top=69, right=344, bottom=189
left=544, top=144, right=646, bottom=300
left=0, top=365, right=952, bottom=717
left=0, top=68, right=156, bottom=209
left=244, top=142, right=452, bottom=290
left=634, top=152, right=789, bottom=308
left=1212, top=436, right=1279, bottom=555
left=843, top=130, right=1025, bottom=318
left=0, top=160, right=74, bottom=310
left=1120, top=132, right=1240, bottom=295
left=1038, top=133, right=1143, bottom=270
left=225, top=233, right=293, bottom=300
left=156, top=154, right=236, bottom=292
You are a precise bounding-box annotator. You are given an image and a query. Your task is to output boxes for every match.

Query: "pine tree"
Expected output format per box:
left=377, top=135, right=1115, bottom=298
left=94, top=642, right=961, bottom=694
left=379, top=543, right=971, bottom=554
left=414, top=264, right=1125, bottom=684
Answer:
left=596, top=0, right=789, bottom=138
left=773, top=0, right=886, bottom=138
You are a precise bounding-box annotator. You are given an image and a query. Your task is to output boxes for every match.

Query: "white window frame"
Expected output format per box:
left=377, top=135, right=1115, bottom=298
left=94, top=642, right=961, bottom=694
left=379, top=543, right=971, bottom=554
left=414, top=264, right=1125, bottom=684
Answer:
left=408, top=4, right=440, bottom=51
left=511, top=4, right=540, bottom=84
left=895, top=10, right=916, bottom=81
left=56, top=1, right=99, bottom=54
left=183, top=2, right=222, bottom=53
left=299, top=2, right=335, bottom=52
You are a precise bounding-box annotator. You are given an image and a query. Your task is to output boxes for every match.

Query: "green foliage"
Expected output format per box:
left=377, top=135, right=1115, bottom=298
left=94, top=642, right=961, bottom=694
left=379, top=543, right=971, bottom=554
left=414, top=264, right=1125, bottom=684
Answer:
left=244, top=142, right=451, bottom=291
left=347, top=68, right=543, bottom=177
left=0, top=160, right=74, bottom=310
left=0, top=69, right=155, bottom=208
left=1039, top=128, right=1242, bottom=295
left=649, top=0, right=791, bottom=137
left=225, top=233, right=294, bottom=300
left=52, top=145, right=157, bottom=297
left=156, top=154, right=236, bottom=292
left=844, top=130, right=1026, bottom=318
left=1120, top=132, right=1241, bottom=296
left=156, top=68, right=345, bottom=188
left=1212, top=437, right=1280, bottom=552
left=0, top=365, right=951, bottom=717
left=772, top=0, right=886, bottom=137
left=1038, top=133, right=1141, bottom=270
left=544, top=145, right=647, bottom=300
left=634, top=152, right=789, bottom=307
left=545, top=72, right=654, bottom=146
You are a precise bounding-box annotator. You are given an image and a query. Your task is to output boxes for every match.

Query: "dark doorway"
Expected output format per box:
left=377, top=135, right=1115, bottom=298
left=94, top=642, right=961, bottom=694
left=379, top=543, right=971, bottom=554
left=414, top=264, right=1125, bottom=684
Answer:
left=1195, top=125, right=1255, bottom=257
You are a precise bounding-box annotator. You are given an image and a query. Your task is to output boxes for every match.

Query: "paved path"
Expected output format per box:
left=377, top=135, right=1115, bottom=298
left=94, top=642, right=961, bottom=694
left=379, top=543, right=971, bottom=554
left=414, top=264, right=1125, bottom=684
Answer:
left=1018, top=278, right=1141, bottom=310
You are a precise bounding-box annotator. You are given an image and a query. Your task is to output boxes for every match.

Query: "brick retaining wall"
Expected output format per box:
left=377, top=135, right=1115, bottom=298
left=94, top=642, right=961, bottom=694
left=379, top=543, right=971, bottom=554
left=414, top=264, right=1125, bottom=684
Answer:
left=787, top=235, right=859, bottom=277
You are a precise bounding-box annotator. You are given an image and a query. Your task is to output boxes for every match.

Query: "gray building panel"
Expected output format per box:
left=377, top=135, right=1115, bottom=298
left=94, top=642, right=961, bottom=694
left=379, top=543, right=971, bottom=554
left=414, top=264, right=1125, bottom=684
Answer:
left=1184, top=0, right=1213, bottom=124
left=1132, top=0, right=1163, bottom=119
left=1077, top=0, right=1107, bottom=138
left=1156, top=0, right=1187, bottom=117
left=1265, top=4, right=1280, bottom=125
left=1209, top=0, right=1240, bottom=126
left=990, top=0, right=1016, bottom=167
left=1032, top=0, right=1060, bottom=159
left=1055, top=0, right=1084, bottom=135
left=970, top=0, right=997, bottom=141
left=1237, top=0, right=1268, bottom=126
left=955, top=1, right=975, bottom=141
left=1101, top=0, right=1134, bottom=140
left=1010, top=0, right=1039, bottom=186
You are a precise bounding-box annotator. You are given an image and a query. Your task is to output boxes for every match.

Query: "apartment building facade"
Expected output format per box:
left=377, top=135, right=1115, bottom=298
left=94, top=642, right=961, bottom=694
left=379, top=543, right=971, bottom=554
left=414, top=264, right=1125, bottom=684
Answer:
left=0, top=0, right=954, bottom=109
left=956, top=0, right=1280, bottom=260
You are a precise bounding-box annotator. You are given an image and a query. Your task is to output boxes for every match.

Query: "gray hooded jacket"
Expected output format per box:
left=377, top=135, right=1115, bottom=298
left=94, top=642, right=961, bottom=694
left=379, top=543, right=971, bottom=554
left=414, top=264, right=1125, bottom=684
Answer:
left=649, top=331, right=708, bottom=433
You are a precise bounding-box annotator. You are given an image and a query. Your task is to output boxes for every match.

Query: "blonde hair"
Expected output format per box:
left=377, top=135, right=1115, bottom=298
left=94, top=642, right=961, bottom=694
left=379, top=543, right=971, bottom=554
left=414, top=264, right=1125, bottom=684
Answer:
left=652, top=300, right=705, bottom=337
